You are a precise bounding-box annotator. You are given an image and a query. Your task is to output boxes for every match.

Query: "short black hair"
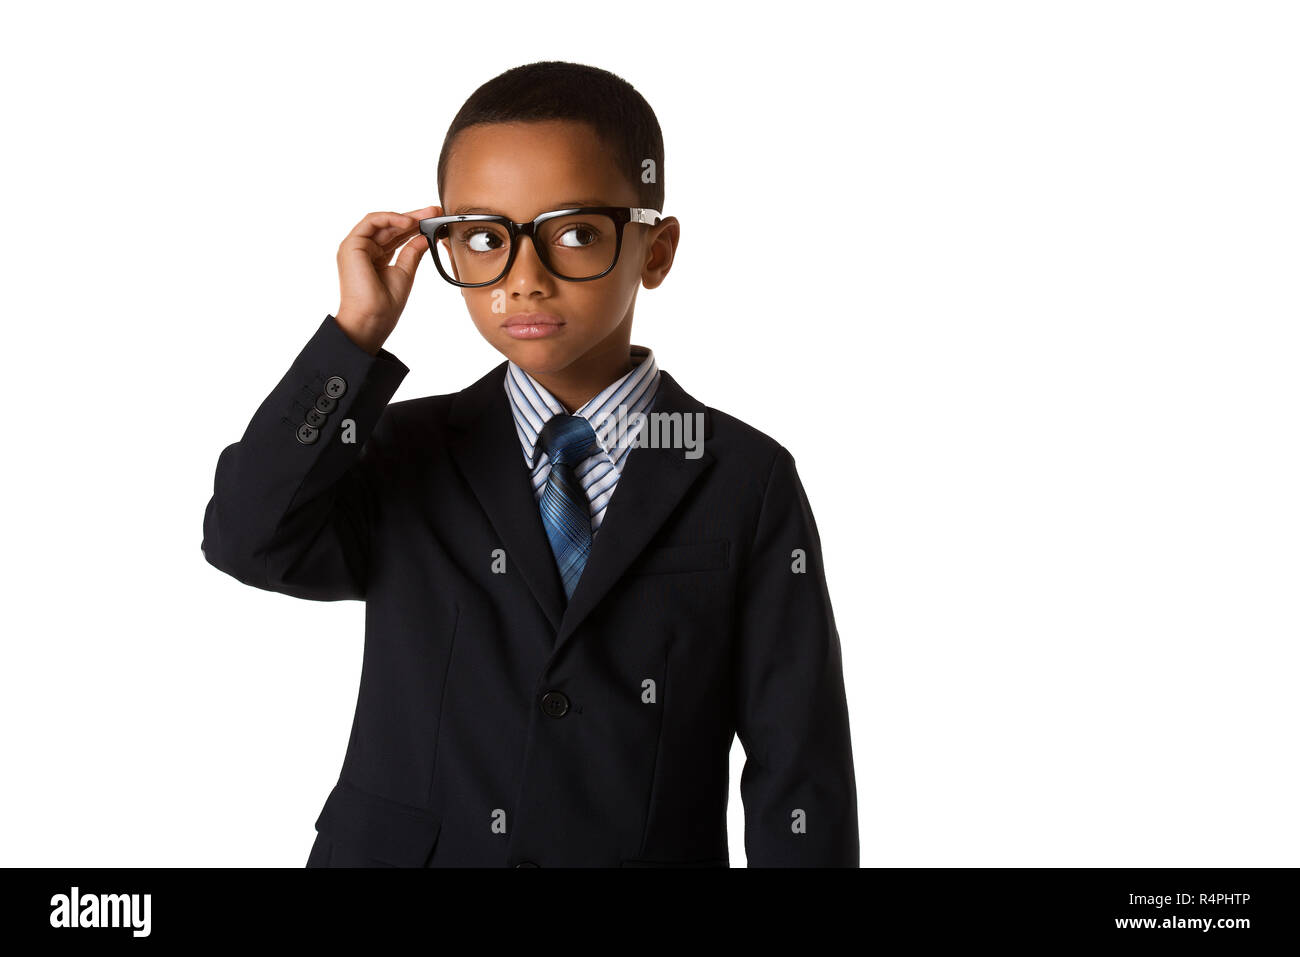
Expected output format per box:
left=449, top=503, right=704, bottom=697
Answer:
left=436, top=61, right=664, bottom=213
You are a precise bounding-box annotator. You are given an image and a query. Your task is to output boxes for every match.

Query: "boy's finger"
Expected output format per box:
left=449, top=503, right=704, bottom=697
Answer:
left=372, top=207, right=439, bottom=249
left=392, top=234, right=428, bottom=281
left=375, top=219, right=427, bottom=255
left=347, top=210, right=411, bottom=239
left=344, top=208, right=443, bottom=261
left=337, top=234, right=385, bottom=260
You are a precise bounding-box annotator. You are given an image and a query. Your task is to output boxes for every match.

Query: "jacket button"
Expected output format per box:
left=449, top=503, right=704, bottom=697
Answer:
left=515, top=860, right=540, bottom=868
left=324, top=376, right=347, bottom=399
left=295, top=423, right=320, bottom=445
left=540, top=691, right=569, bottom=718
left=305, top=407, right=328, bottom=428
left=314, top=393, right=338, bottom=414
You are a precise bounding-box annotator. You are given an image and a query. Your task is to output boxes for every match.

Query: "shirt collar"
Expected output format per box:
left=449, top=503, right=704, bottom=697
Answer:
left=504, top=346, right=660, bottom=472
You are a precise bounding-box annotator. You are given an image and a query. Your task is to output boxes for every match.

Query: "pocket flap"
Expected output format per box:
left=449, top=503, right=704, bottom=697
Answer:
left=314, top=779, right=442, bottom=867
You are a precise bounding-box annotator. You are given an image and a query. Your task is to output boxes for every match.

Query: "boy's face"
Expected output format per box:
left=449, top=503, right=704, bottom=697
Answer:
left=439, top=119, right=673, bottom=380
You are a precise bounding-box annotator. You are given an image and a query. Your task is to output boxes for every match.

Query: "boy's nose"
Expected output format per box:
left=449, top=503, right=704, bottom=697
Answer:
left=504, top=233, right=552, bottom=287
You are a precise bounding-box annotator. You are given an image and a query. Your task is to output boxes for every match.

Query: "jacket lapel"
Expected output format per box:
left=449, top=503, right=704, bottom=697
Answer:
left=446, top=362, right=568, bottom=633
left=553, top=369, right=715, bottom=653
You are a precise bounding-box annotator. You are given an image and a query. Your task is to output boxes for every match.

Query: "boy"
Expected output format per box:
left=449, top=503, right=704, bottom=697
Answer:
left=201, top=60, right=858, bottom=867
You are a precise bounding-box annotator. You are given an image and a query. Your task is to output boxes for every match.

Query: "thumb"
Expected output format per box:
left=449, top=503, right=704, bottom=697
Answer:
left=392, top=234, right=428, bottom=282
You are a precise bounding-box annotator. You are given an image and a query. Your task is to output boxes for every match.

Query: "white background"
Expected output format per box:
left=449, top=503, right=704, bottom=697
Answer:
left=1, top=0, right=1296, bottom=866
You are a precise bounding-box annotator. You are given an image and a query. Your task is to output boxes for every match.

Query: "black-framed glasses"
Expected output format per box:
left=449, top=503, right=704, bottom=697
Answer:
left=418, top=207, right=663, bottom=287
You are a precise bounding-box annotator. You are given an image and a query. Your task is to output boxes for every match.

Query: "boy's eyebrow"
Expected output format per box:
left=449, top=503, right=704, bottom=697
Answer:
left=451, top=200, right=610, bottom=216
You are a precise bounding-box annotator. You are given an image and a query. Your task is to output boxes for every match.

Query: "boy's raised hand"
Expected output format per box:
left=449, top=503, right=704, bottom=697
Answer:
left=334, top=205, right=442, bottom=355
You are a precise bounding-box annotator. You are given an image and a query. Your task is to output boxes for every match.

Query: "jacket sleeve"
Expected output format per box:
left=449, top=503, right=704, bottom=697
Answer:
left=201, top=314, right=410, bottom=601
left=732, top=444, right=859, bottom=866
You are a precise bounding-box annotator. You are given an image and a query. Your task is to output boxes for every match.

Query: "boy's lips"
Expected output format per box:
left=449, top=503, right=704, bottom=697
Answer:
left=503, top=312, right=566, bottom=339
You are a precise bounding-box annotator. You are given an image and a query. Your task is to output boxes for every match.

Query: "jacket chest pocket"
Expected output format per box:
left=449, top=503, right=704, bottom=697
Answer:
left=627, top=540, right=729, bottom=577
left=313, top=779, right=442, bottom=867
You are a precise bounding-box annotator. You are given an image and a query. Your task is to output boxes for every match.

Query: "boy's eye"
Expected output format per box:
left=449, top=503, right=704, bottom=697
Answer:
left=554, top=224, right=599, bottom=248
left=463, top=228, right=506, bottom=253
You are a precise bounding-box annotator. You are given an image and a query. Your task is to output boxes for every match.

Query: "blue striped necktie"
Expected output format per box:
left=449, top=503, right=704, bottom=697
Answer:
left=537, top=413, right=601, bottom=600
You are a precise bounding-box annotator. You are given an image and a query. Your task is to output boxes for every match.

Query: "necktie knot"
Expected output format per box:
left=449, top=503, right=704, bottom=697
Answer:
left=538, top=414, right=600, bottom=468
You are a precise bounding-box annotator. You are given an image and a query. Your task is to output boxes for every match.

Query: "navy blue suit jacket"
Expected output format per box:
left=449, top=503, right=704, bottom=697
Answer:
left=201, top=315, right=858, bottom=867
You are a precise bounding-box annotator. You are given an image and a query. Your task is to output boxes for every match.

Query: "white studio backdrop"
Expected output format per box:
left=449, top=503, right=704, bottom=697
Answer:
left=0, top=0, right=1296, bottom=866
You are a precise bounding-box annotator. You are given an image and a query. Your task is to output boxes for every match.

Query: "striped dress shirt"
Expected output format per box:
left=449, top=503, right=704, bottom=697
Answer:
left=504, top=345, right=660, bottom=539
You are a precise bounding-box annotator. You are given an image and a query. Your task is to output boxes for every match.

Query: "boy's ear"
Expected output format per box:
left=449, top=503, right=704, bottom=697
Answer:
left=640, top=216, right=679, bottom=290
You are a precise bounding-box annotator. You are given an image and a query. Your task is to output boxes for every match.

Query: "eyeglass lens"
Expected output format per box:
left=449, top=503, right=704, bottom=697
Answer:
left=435, top=213, right=618, bottom=284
